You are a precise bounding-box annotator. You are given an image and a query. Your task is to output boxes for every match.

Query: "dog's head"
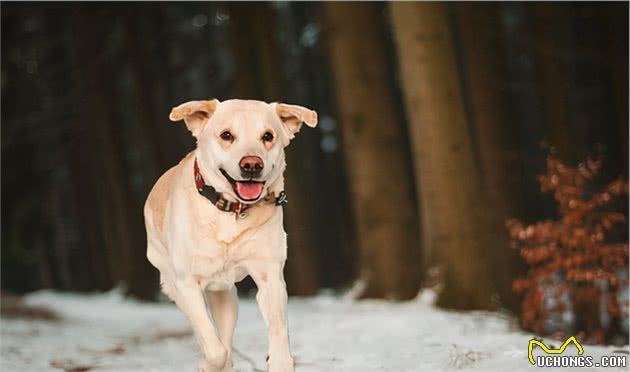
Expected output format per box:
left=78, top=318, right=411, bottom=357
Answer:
left=170, top=99, right=317, bottom=203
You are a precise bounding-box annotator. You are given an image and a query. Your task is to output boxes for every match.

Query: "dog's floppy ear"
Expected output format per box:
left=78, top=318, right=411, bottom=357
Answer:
left=275, top=103, right=318, bottom=140
left=169, top=99, right=220, bottom=137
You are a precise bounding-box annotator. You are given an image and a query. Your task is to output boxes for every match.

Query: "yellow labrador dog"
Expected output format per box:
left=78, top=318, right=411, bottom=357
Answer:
left=144, top=99, right=317, bottom=372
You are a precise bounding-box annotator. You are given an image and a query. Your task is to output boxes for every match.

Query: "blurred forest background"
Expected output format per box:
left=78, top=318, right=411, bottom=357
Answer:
left=1, top=2, right=628, bottom=341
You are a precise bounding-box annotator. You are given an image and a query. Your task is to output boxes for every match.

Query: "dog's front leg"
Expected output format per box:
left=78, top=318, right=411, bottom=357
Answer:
left=170, top=279, right=228, bottom=372
left=249, top=262, right=294, bottom=372
left=206, top=287, right=238, bottom=372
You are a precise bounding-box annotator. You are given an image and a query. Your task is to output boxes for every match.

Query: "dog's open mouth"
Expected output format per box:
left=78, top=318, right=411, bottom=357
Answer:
left=220, top=169, right=265, bottom=201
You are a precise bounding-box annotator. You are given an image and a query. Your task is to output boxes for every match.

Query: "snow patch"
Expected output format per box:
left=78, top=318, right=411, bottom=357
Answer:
left=1, top=289, right=627, bottom=371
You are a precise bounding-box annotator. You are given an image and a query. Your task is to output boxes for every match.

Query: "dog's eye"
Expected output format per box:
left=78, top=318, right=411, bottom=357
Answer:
left=262, top=131, right=274, bottom=142
left=220, top=131, right=233, bottom=141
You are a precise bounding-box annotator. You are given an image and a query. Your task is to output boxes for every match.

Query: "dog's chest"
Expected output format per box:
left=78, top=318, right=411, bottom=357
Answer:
left=193, top=197, right=275, bottom=244
left=186, top=204, right=278, bottom=290
left=185, top=230, right=251, bottom=288
left=165, top=187, right=285, bottom=291
left=191, top=254, right=248, bottom=291
left=188, top=227, right=253, bottom=291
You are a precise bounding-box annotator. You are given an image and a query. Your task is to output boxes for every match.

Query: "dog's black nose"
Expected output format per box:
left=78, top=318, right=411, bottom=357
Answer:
left=239, top=156, right=264, bottom=178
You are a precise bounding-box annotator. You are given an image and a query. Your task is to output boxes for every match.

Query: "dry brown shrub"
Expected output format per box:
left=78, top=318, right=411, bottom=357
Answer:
left=508, top=152, right=628, bottom=344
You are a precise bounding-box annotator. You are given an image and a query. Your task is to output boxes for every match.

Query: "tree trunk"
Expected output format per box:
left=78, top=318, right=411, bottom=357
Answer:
left=497, top=2, right=552, bottom=221
left=322, top=3, right=422, bottom=300
left=272, top=2, right=359, bottom=290
left=451, top=2, right=525, bottom=311
left=390, top=2, right=498, bottom=309
left=120, top=6, right=164, bottom=299
left=531, top=3, right=625, bottom=174
left=227, top=2, right=320, bottom=296
left=600, top=5, right=629, bottom=169
left=64, top=6, right=116, bottom=291
left=123, top=7, right=166, bottom=180
left=66, top=5, right=151, bottom=298
left=228, top=2, right=283, bottom=101
left=528, top=3, right=578, bottom=164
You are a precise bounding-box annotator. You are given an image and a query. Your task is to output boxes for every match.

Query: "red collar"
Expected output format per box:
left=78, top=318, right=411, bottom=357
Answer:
left=193, top=158, right=287, bottom=217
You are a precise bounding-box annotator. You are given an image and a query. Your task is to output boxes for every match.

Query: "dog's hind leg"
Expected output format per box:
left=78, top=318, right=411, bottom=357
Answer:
left=170, top=280, right=228, bottom=372
left=206, top=286, right=238, bottom=372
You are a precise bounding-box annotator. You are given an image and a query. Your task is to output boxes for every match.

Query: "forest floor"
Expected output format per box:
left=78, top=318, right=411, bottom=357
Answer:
left=1, top=289, right=628, bottom=372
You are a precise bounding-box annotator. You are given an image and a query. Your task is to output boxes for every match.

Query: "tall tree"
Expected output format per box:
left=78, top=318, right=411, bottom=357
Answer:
left=497, top=2, right=552, bottom=222
left=390, top=2, right=500, bottom=309
left=273, top=2, right=358, bottom=290
left=63, top=5, right=120, bottom=291
left=569, top=3, right=627, bottom=176
left=227, top=2, right=320, bottom=296
left=66, top=5, right=156, bottom=299
left=528, top=3, right=579, bottom=164
left=120, top=5, right=166, bottom=299
left=530, top=3, right=625, bottom=175
left=451, top=2, right=525, bottom=310
left=600, top=4, right=629, bottom=168
left=322, top=2, right=421, bottom=300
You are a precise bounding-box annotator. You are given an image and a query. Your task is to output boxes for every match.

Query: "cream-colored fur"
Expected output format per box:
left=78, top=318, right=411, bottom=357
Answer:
left=144, top=99, right=317, bottom=372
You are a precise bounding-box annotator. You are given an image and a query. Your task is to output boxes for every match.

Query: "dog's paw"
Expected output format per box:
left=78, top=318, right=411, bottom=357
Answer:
left=198, top=359, right=211, bottom=372
left=198, top=354, right=231, bottom=372
left=220, top=358, right=234, bottom=372
left=198, top=359, right=216, bottom=372
left=267, top=355, right=294, bottom=372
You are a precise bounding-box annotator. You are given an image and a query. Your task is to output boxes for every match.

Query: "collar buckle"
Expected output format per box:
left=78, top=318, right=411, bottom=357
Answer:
left=275, top=191, right=288, bottom=205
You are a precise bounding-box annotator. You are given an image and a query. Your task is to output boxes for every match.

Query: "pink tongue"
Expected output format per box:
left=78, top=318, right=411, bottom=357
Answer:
left=235, top=182, right=264, bottom=200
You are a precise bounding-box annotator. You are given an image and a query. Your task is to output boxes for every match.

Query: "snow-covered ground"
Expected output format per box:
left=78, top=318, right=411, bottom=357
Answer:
left=1, top=289, right=627, bottom=372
